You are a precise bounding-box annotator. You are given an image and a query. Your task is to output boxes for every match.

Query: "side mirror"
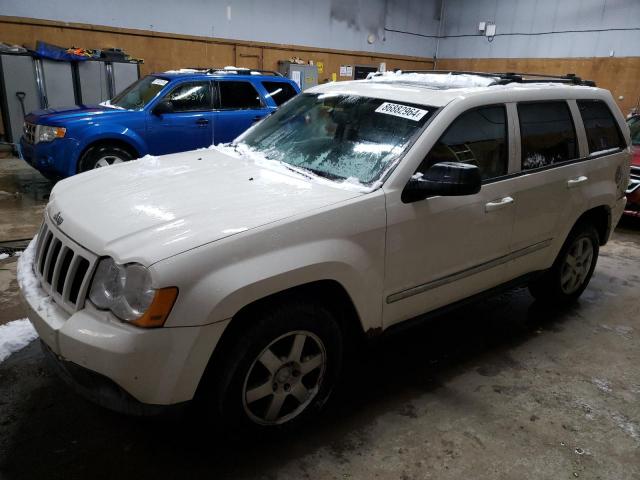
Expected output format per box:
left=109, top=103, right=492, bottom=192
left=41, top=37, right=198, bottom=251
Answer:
left=402, top=162, right=481, bottom=203
left=153, top=100, right=174, bottom=115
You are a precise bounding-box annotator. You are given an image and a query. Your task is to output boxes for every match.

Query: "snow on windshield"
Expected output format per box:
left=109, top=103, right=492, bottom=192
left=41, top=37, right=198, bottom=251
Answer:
left=211, top=143, right=373, bottom=192
left=235, top=93, right=434, bottom=190
left=369, top=71, right=498, bottom=89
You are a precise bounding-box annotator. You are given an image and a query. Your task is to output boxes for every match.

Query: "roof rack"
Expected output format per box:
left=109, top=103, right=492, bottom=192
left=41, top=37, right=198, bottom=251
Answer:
left=184, top=66, right=283, bottom=77
left=385, top=69, right=596, bottom=87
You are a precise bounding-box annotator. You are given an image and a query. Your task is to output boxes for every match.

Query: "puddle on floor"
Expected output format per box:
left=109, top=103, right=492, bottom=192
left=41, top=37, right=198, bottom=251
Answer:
left=0, top=157, right=53, bottom=241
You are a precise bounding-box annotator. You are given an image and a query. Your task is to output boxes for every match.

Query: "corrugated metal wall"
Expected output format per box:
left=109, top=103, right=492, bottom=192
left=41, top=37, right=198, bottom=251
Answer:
left=439, top=0, right=640, bottom=58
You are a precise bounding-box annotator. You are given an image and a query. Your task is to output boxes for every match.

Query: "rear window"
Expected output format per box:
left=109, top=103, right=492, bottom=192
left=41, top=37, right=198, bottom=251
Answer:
left=578, top=100, right=625, bottom=154
left=217, top=81, right=262, bottom=110
left=261, top=81, right=298, bottom=106
left=519, top=101, right=578, bottom=170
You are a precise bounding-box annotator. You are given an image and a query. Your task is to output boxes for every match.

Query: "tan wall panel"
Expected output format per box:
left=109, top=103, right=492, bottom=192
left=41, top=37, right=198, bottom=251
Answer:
left=437, top=57, right=640, bottom=115
left=0, top=16, right=433, bottom=85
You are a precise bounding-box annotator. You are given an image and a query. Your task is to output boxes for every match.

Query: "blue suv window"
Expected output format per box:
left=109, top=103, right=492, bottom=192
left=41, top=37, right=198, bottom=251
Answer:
left=217, top=81, right=262, bottom=110
left=164, top=81, right=212, bottom=112
left=261, top=81, right=298, bottom=106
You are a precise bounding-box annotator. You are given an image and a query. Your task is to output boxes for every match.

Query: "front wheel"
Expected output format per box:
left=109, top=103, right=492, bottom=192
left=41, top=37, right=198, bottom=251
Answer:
left=201, top=301, right=343, bottom=432
left=79, top=144, right=133, bottom=172
left=529, top=222, right=599, bottom=304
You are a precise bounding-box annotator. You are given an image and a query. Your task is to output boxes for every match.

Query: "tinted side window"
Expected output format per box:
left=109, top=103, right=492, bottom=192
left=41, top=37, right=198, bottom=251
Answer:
left=577, top=100, right=625, bottom=153
left=164, top=82, right=211, bottom=112
left=218, top=81, right=262, bottom=109
left=519, top=102, right=577, bottom=170
left=419, top=105, right=508, bottom=180
left=261, top=81, right=298, bottom=106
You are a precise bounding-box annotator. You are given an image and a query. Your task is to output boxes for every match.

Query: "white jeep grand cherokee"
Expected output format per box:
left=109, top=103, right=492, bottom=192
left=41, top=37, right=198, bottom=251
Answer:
left=18, top=71, right=630, bottom=429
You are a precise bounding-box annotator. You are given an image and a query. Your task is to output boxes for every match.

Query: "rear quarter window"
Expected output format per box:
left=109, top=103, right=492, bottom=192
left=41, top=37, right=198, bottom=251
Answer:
left=261, top=81, right=298, bottom=106
left=577, top=100, right=625, bottom=154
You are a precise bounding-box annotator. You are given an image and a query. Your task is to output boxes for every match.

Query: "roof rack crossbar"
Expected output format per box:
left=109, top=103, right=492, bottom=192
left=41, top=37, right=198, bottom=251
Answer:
left=386, top=69, right=595, bottom=87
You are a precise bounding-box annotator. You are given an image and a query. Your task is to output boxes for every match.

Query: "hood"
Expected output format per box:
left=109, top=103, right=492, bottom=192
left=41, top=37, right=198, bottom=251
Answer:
left=47, top=149, right=364, bottom=265
left=25, top=105, right=127, bottom=125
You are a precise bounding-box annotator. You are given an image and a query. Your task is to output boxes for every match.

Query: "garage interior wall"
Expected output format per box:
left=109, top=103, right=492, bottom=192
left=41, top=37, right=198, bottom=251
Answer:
left=1, top=0, right=639, bottom=113
left=0, top=0, right=442, bottom=83
left=436, top=0, right=640, bottom=114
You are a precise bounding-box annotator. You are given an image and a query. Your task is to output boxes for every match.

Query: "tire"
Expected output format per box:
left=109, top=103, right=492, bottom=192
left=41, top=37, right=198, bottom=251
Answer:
left=199, top=300, right=343, bottom=434
left=79, top=144, right=133, bottom=172
left=528, top=222, right=599, bottom=304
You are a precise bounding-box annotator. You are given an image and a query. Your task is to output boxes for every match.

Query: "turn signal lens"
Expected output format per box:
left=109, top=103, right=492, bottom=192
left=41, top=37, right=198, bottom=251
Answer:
left=129, top=287, right=179, bottom=328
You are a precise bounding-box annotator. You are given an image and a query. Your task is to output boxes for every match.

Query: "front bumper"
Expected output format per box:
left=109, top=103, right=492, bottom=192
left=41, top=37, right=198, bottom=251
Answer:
left=18, top=237, right=229, bottom=411
left=20, top=135, right=81, bottom=178
left=40, top=340, right=184, bottom=416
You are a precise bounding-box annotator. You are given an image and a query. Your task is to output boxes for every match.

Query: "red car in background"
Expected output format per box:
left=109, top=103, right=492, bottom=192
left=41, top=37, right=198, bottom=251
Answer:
left=625, top=115, right=640, bottom=216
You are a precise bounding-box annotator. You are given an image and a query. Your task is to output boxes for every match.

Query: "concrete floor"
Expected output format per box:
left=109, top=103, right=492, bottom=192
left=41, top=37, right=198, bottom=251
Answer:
left=1, top=157, right=639, bottom=480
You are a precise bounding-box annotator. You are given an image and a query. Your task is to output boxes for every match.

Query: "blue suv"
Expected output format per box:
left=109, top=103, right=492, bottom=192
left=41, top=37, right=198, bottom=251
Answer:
left=20, top=68, right=300, bottom=178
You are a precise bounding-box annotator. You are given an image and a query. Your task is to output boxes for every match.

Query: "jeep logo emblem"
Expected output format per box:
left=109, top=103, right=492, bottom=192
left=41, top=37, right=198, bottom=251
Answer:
left=52, top=212, right=64, bottom=226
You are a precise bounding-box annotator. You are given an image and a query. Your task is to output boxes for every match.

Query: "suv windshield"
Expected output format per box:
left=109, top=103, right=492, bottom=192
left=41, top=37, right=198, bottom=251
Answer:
left=238, top=93, right=435, bottom=186
left=110, top=75, right=169, bottom=110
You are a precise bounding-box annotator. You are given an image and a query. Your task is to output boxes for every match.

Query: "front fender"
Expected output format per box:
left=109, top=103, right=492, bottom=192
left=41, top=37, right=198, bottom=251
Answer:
left=75, top=126, right=148, bottom=167
left=152, top=194, right=387, bottom=334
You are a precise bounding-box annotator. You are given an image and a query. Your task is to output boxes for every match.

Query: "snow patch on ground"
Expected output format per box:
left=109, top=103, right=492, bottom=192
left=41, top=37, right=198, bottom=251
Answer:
left=0, top=253, right=9, bottom=260
left=0, top=319, right=37, bottom=363
left=612, top=412, right=640, bottom=442
left=592, top=377, right=613, bottom=393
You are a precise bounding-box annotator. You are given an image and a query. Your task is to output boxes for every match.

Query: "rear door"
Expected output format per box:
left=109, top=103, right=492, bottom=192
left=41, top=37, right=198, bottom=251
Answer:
left=212, top=80, right=271, bottom=144
left=146, top=80, right=214, bottom=155
left=505, top=100, right=582, bottom=279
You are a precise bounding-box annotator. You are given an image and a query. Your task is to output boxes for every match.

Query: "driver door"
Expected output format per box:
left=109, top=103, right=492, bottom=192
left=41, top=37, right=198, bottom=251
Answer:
left=383, top=104, right=517, bottom=327
left=146, top=80, right=214, bottom=155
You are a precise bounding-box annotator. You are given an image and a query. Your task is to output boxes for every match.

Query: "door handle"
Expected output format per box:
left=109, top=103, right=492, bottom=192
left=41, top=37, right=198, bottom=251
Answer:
left=253, top=115, right=265, bottom=121
left=196, top=118, right=209, bottom=125
left=567, top=176, right=588, bottom=188
left=485, top=196, right=514, bottom=212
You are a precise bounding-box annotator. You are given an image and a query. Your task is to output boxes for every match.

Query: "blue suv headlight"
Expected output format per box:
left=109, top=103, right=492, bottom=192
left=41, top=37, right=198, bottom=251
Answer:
left=36, top=125, right=66, bottom=143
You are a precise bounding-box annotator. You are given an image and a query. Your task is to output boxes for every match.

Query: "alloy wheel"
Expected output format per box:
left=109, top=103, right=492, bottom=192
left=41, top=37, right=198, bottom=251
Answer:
left=560, top=236, right=594, bottom=294
left=94, top=155, right=125, bottom=168
left=242, top=330, right=326, bottom=425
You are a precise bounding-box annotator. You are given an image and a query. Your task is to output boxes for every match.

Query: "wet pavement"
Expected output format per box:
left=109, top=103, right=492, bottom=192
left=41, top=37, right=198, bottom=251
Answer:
left=0, top=156, right=51, bottom=243
left=1, top=158, right=640, bottom=479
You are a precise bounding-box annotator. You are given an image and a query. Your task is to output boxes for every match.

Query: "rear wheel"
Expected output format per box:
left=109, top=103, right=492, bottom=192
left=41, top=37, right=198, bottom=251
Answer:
left=529, top=222, right=599, bottom=304
left=200, top=300, right=343, bottom=433
left=79, top=144, right=134, bottom=172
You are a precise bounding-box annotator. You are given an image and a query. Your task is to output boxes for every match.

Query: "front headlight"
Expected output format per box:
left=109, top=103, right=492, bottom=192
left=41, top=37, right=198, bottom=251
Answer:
left=36, top=125, right=66, bottom=143
left=89, top=257, right=178, bottom=328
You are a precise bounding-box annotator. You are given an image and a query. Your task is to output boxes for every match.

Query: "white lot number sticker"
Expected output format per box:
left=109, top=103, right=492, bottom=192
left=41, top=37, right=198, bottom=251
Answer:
left=152, top=78, right=169, bottom=86
left=375, top=102, right=428, bottom=121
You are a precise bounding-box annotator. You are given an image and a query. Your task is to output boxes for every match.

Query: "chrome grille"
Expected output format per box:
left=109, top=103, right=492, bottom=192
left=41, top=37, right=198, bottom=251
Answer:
left=23, top=122, right=36, bottom=144
left=34, top=216, right=98, bottom=314
left=628, top=166, right=640, bottom=194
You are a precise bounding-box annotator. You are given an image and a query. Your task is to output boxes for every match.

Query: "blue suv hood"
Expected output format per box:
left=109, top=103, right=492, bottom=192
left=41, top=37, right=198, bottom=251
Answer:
left=26, top=105, right=129, bottom=125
